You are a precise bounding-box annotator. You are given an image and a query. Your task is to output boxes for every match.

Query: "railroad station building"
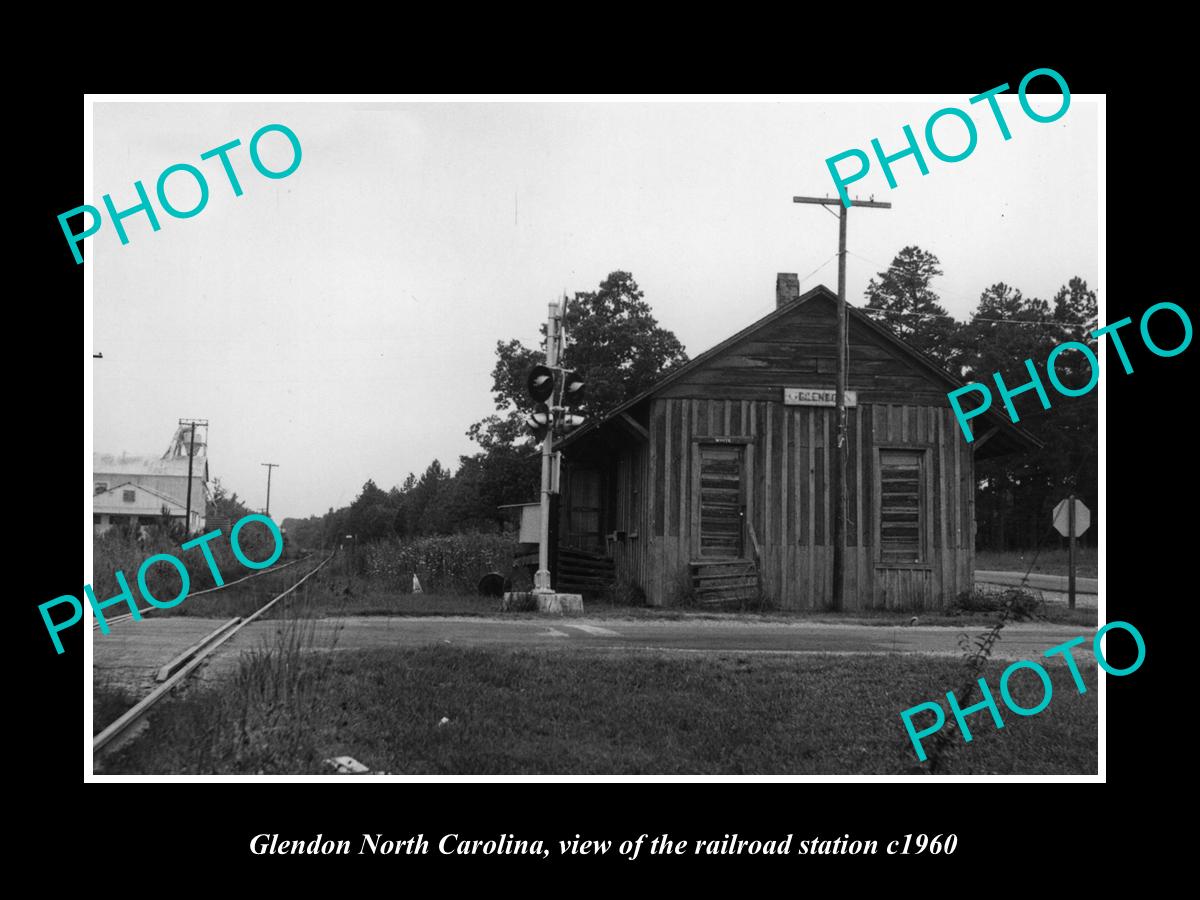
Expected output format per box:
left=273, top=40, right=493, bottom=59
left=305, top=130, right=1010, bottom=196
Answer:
left=550, top=279, right=1039, bottom=610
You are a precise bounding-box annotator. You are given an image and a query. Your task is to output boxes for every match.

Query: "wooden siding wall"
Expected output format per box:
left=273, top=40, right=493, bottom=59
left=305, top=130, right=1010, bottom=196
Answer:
left=624, top=397, right=974, bottom=610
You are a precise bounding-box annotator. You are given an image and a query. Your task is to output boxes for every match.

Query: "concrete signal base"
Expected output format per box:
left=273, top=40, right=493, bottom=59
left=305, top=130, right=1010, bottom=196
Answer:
left=502, top=591, right=584, bottom=615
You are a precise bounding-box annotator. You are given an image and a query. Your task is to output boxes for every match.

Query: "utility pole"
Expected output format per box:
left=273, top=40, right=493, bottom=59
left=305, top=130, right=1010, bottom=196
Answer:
left=178, top=418, right=208, bottom=538
left=261, top=463, right=279, bottom=517
left=533, top=301, right=562, bottom=596
left=793, top=195, right=891, bottom=611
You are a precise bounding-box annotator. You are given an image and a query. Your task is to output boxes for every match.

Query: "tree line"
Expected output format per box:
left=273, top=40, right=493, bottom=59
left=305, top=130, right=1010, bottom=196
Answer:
left=282, top=259, right=1097, bottom=553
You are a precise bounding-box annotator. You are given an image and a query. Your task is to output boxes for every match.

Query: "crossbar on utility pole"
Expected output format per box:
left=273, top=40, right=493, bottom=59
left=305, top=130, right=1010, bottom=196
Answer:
left=261, top=463, right=279, bottom=517
left=793, top=195, right=891, bottom=612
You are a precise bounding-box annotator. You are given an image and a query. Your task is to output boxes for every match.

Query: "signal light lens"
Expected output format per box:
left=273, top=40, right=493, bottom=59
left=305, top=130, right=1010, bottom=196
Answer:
left=525, top=402, right=551, bottom=433
left=562, top=370, right=585, bottom=400
left=527, top=364, right=555, bottom=403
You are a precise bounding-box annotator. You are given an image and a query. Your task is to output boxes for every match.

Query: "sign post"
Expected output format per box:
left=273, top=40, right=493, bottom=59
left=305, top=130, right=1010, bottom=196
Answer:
left=1068, top=496, right=1076, bottom=610
left=1052, top=497, right=1091, bottom=610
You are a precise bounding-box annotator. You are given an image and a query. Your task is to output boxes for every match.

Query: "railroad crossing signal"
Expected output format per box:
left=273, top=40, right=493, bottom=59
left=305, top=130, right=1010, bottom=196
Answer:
left=556, top=412, right=585, bottom=436
left=1052, top=498, right=1090, bottom=537
left=526, top=364, right=586, bottom=436
left=562, top=370, right=584, bottom=402
left=525, top=402, right=552, bottom=434
left=527, top=365, right=555, bottom=403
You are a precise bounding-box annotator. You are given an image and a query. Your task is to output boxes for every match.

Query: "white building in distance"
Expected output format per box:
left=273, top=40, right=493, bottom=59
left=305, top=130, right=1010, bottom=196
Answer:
left=94, top=423, right=210, bottom=535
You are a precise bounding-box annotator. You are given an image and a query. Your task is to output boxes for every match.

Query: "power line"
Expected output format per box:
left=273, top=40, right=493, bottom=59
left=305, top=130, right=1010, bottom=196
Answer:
left=796, top=253, right=839, bottom=289
left=856, top=306, right=1098, bottom=330
left=848, top=250, right=901, bottom=270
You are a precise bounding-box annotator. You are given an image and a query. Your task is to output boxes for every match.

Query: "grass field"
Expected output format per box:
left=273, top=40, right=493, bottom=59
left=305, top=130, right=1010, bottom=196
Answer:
left=96, top=644, right=1098, bottom=776
left=976, top=547, right=1097, bottom=578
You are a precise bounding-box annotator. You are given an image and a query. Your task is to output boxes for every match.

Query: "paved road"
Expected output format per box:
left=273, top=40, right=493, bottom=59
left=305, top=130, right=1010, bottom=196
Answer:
left=93, top=615, right=1096, bottom=694
left=976, top=569, right=1098, bottom=594
left=975, top=570, right=1098, bottom=610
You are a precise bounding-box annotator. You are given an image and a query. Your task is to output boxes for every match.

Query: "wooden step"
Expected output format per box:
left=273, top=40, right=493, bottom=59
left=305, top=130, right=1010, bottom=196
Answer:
left=693, top=571, right=758, bottom=584
left=697, top=591, right=760, bottom=606
left=558, top=556, right=615, bottom=568
left=695, top=582, right=758, bottom=596
left=690, top=556, right=761, bottom=607
left=691, top=559, right=753, bottom=573
left=558, top=566, right=615, bottom=579
left=557, top=578, right=613, bottom=590
left=694, top=578, right=759, bottom=593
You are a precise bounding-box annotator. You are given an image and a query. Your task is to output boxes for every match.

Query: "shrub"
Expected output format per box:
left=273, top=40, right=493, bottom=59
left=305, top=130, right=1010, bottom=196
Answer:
left=602, top=576, right=647, bottom=607
left=949, top=586, right=1044, bottom=621
left=360, top=533, right=518, bottom=594
left=501, top=592, right=538, bottom=612
left=668, top=565, right=698, bottom=608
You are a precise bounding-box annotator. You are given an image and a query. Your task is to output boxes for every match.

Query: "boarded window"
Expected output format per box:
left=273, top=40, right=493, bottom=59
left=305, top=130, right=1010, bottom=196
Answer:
left=879, top=449, right=924, bottom=563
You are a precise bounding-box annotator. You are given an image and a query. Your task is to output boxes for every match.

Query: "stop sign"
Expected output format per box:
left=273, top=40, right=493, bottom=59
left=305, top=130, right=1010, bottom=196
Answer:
left=1052, top=499, right=1090, bottom=537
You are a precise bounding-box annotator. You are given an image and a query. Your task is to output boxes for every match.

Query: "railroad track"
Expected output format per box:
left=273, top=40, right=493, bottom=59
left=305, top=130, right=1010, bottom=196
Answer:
left=93, top=553, right=314, bottom=628
left=92, top=552, right=335, bottom=762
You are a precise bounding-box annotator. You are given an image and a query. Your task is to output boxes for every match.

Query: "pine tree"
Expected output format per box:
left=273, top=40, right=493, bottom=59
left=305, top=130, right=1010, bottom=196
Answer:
left=863, top=246, right=959, bottom=367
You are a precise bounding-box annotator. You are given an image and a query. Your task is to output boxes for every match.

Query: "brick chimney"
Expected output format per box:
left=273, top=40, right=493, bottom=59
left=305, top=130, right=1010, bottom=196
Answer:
left=776, top=272, right=800, bottom=308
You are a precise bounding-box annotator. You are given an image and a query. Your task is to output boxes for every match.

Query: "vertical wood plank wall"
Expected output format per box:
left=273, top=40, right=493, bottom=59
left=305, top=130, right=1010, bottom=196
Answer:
left=623, top=398, right=975, bottom=609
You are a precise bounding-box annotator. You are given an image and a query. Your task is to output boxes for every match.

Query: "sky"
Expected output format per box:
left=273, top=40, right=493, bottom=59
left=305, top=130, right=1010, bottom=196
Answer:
left=90, top=97, right=1099, bottom=522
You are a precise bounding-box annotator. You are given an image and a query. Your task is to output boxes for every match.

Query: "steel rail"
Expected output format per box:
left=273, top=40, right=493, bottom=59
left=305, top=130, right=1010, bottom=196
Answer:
left=93, top=554, right=313, bottom=629
left=92, top=553, right=334, bottom=760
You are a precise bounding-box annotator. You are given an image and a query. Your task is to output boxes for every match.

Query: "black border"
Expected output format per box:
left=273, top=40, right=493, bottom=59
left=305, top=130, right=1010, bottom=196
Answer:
left=26, top=53, right=1180, bottom=876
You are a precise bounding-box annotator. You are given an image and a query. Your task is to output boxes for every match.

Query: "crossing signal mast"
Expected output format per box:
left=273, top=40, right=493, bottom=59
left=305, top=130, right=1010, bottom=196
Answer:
left=526, top=300, right=585, bottom=596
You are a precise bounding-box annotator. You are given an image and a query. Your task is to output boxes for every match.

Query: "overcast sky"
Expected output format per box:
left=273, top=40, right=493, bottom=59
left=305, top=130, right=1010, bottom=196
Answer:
left=90, top=98, right=1099, bottom=521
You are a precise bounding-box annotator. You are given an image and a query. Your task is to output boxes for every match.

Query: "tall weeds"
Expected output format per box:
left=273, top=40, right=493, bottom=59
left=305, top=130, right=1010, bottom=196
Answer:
left=360, top=533, right=517, bottom=593
left=908, top=597, right=1018, bottom=775
left=146, top=580, right=346, bottom=774
left=225, top=581, right=344, bottom=772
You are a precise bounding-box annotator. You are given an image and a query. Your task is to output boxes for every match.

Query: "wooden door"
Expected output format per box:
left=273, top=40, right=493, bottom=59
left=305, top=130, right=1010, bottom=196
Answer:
left=568, top=467, right=604, bottom=553
left=698, top=444, right=745, bottom=558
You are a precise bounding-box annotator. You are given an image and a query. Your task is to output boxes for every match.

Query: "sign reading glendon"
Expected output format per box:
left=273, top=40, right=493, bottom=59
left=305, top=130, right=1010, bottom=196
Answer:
left=784, top=388, right=857, bottom=407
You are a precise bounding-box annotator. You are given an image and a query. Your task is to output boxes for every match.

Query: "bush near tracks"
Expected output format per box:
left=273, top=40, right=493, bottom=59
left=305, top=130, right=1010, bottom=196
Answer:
left=91, top=522, right=298, bottom=602
left=355, top=533, right=517, bottom=594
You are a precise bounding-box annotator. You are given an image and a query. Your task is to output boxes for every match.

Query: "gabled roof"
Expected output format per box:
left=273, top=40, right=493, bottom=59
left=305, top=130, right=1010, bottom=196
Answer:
left=558, top=284, right=1041, bottom=455
left=94, top=453, right=207, bottom=478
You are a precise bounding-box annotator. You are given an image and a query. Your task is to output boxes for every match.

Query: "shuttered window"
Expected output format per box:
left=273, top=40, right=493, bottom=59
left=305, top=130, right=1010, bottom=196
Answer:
left=879, top=449, right=925, bottom=564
